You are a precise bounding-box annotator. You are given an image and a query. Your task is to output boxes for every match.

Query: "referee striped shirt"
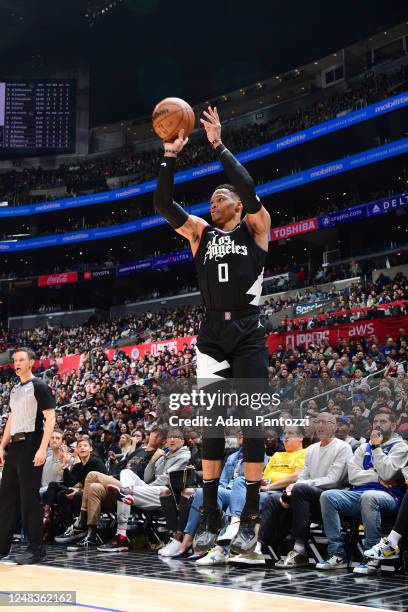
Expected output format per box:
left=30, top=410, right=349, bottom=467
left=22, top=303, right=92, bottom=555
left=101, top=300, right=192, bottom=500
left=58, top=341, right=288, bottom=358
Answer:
left=9, top=377, right=55, bottom=435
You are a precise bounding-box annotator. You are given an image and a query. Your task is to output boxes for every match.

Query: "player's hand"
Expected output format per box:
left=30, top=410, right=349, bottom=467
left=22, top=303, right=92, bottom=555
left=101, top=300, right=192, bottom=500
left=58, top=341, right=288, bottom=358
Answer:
left=0, top=447, right=4, bottom=466
left=33, top=448, right=47, bottom=467
left=65, top=489, right=77, bottom=500
left=163, top=129, right=188, bottom=154
left=200, top=106, right=221, bottom=146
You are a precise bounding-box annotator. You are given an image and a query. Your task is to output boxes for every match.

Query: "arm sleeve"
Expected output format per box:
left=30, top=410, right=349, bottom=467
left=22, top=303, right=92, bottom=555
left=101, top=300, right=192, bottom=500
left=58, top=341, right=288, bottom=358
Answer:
left=153, top=157, right=189, bottom=229
left=215, top=145, right=261, bottom=213
left=34, top=380, right=56, bottom=411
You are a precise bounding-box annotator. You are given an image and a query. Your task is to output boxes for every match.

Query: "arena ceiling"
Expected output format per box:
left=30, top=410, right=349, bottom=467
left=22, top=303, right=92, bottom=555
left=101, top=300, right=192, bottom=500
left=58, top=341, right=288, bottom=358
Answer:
left=0, top=0, right=406, bottom=126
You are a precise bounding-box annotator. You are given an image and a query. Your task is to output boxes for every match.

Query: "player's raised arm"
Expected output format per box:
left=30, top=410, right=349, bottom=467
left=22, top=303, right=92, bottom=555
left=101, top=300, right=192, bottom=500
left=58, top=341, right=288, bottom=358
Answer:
left=153, top=129, right=207, bottom=254
left=200, top=107, right=270, bottom=249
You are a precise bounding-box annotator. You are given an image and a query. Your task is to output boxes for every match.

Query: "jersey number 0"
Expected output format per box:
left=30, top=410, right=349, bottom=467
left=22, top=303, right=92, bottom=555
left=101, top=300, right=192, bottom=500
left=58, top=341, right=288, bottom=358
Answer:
left=218, top=263, right=229, bottom=283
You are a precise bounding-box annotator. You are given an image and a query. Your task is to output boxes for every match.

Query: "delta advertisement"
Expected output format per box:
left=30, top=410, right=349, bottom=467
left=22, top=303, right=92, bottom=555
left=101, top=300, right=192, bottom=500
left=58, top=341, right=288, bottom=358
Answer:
left=270, top=192, right=408, bottom=241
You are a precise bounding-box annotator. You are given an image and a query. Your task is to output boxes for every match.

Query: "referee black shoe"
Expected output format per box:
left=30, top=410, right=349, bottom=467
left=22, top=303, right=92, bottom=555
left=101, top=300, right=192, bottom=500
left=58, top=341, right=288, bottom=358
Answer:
left=230, top=513, right=260, bottom=554
left=14, top=545, right=46, bottom=565
left=193, top=507, right=226, bottom=553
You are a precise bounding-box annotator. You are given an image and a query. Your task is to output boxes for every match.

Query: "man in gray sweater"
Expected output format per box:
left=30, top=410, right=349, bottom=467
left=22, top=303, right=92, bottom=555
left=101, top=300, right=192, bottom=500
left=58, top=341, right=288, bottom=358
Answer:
left=98, top=428, right=191, bottom=552
left=317, top=411, right=408, bottom=575
left=237, top=413, right=352, bottom=567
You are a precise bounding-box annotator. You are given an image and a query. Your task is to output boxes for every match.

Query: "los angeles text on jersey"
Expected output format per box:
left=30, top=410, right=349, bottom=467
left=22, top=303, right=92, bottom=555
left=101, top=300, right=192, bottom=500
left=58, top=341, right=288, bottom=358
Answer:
left=168, top=415, right=309, bottom=428
left=204, top=233, right=248, bottom=263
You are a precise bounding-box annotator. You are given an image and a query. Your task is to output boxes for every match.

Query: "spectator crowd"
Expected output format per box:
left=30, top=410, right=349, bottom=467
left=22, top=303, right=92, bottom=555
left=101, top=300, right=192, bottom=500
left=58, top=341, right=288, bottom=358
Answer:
left=0, top=65, right=406, bottom=206
left=0, top=270, right=407, bottom=573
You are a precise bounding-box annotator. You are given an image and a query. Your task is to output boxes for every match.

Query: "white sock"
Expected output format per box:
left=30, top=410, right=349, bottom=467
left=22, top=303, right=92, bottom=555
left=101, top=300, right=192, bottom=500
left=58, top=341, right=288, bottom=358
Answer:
left=387, top=530, right=402, bottom=547
left=294, top=542, right=305, bottom=554
left=255, top=542, right=262, bottom=554
left=116, top=528, right=127, bottom=537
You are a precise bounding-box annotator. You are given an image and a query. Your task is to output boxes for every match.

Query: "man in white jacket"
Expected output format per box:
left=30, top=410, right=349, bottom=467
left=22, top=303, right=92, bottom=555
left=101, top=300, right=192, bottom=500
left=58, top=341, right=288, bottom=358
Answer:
left=98, top=428, right=191, bottom=552
left=243, top=413, right=352, bottom=568
left=317, top=411, right=408, bottom=575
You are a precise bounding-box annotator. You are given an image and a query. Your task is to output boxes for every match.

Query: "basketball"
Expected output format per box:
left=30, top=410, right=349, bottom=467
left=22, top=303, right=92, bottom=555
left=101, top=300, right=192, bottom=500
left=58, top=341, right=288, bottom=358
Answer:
left=152, top=97, right=195, bottom=141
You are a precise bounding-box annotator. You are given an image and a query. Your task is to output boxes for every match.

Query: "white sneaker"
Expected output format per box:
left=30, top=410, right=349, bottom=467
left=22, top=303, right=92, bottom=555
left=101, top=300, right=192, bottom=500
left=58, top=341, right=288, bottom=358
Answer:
left=316, top=555, right=348, bottom=570
left=364, top=538, right=400, bottom=560
left=195, top=547, right=228, bottom=566
left=217, top=520, right=240, bottom=544
left=229, top=551, right=265, bottom=566
left=158, top=538, right=182, bottom=557
left=353, top=559, right=379, bottom=575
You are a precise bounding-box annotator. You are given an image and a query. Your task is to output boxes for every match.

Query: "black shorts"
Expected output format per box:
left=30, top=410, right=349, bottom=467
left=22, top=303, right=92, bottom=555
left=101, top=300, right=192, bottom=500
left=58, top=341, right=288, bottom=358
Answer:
left=195, top=312, right=268, bottom=462
left=196, top=312, right=268, bottom=381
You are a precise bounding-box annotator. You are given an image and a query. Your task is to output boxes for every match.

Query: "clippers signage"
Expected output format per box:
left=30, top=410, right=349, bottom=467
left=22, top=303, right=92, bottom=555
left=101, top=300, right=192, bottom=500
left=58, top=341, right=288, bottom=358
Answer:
left=37, top=272, right=78, bottom=287
left=267, top=315, right=408, bottom=353
left=271, top=218, right=318, bottom=241
left=104, top=335, right=198, bottom=362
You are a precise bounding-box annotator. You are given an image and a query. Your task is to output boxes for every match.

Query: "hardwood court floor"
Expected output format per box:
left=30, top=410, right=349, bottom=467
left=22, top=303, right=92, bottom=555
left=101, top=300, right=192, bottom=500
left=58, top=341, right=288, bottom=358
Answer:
left=0, top=564, right=394, bottom=612
left=0, top=546, right=407, bottom=612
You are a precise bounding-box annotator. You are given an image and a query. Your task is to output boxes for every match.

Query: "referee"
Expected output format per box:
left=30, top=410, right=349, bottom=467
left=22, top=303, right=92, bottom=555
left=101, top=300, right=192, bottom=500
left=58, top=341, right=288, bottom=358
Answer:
left=0, top=347, right=55, bottom=564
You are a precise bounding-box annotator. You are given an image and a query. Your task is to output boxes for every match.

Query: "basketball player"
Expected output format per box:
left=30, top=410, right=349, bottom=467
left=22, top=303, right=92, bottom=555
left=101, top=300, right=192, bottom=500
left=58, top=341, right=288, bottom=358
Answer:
left=154, top=106, right=271, bottom=554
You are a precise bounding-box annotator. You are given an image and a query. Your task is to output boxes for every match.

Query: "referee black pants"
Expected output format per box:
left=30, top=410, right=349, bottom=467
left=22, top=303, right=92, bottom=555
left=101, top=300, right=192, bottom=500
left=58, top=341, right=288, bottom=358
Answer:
left=0, top=433, right=44, bottom=555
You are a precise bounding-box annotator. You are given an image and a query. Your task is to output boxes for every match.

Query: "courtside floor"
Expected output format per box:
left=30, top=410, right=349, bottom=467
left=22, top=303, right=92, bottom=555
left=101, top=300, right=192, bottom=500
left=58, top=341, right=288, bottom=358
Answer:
left=0, top=545, right=407, bottom=611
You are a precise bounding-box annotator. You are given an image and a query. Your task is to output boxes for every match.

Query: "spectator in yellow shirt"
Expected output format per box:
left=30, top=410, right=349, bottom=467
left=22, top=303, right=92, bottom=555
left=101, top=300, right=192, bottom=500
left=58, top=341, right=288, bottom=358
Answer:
left=197, top=426, right=306, bottom=558
left=262, top=426, right=306, bottom=492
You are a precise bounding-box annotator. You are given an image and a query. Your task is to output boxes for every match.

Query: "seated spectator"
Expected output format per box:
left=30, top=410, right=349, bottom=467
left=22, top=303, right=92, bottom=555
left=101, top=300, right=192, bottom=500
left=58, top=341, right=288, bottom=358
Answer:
left=45, top=438, right=106, bottom=541
left=95, top=426, right=120, bottom=463
left=54, top=426, right=166, bottom=550
left=41, top=430, right=68, bottom=497
left=215, top=425, right=306, bottom=567
left=317, top=411, right=408, bottom=574
left=252, top=413, right=352, bottom=568
left=351, top=404, right=371, bottom=440
left=336, top=416, right=360, bottom=452
left=98, top=428, right=190, bottom=552
left=107, top=433, right=135, bottom=477
left=186, top=431, right=203, bottom=483
left=364, top=431, right=408, bottom=562
left=163, top=433, right=245, bottom=559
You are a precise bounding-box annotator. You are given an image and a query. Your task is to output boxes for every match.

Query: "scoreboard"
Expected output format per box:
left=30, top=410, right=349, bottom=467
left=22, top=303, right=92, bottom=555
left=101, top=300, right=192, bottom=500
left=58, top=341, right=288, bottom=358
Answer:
left=0, top=79, right=76, bottom=153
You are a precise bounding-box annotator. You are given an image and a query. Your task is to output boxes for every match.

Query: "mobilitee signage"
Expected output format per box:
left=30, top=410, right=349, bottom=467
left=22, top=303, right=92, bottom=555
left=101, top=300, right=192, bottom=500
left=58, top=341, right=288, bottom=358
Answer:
left=1, top=140, right=408, bottom=252
left=0, top=92, right=407, bottom=219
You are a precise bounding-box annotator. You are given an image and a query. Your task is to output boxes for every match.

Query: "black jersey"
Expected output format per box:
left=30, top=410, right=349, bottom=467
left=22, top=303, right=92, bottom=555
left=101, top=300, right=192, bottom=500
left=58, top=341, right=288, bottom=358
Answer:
left=194, top=220, right=266, bottom=312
